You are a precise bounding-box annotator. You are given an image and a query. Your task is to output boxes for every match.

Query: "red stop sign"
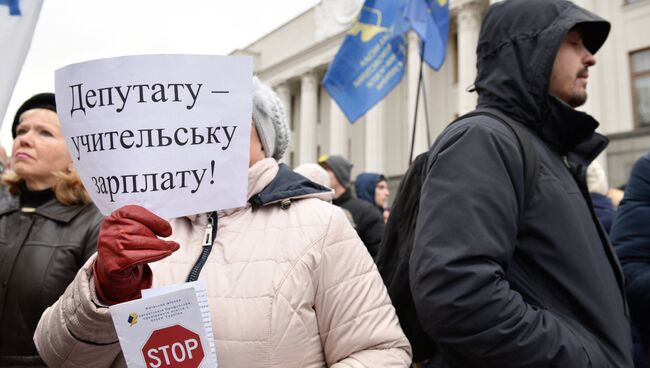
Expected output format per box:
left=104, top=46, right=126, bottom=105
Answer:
left=142, top=325, right=205, bottom=368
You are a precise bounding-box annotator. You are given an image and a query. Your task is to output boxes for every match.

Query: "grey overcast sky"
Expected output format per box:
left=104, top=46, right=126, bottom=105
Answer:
left=1, top=0, right=320, bottom=152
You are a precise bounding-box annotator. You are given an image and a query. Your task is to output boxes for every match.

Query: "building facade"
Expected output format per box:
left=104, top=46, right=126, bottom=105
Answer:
left=234, top=0, right=650, bottom=188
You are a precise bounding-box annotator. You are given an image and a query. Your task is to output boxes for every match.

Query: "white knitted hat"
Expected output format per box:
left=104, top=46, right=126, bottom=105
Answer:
left=294, top=163, right=331, bottom=188
left=252, top=76, right=290, bottom=160
left=586, top=161, right=608, bottom=195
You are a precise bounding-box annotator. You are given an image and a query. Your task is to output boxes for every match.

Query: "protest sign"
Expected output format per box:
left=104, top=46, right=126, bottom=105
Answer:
left=55, top=55, right=253, bottom=218
left=110, top=283, right=216, bottom=368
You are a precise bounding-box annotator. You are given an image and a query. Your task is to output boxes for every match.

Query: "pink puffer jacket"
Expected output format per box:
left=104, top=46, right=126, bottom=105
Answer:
left=34, top=158, right=412, bottom=367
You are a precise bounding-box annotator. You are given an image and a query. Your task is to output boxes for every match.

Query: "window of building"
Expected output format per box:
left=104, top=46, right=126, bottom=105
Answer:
left=625, top=0, right=648, bottom=5
left=631, top=48, right=650, bottom=128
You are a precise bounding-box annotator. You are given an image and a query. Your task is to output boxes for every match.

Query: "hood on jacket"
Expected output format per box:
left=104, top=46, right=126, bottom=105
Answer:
left=355, top=173, right=385, bottom=207
left=475, top=0, right=610, bottom=155
left=249, top=163, right=333, bottom=207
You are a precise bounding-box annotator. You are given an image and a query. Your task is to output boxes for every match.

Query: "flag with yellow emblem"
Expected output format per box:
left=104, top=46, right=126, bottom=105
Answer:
left=322, top=0, right=409, bottom=123
left=405, top=0, right=450, bottom=70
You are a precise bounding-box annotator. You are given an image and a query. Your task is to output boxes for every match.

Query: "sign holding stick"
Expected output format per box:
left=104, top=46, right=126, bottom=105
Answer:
left=55, top=55, right=253, bottom=218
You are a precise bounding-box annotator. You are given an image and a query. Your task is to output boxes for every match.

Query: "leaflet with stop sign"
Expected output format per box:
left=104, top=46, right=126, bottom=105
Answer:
left=110, top=283, right=217, bottom=367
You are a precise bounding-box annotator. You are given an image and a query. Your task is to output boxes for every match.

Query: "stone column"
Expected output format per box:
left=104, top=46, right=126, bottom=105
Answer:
left=456, top=1, right=483, bottom=114
left=274, top=83, right=292, bottom=164
left=299, top=71, right=318, bottom=164
left=329, top=98, right=347, bottom=156
left=407, top=30, right=429, bottom=159
left=365, top=102, right=384, bottom=172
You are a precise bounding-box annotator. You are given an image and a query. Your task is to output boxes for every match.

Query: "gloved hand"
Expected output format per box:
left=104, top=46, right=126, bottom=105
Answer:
left=93, top=205, right=180, bottom=305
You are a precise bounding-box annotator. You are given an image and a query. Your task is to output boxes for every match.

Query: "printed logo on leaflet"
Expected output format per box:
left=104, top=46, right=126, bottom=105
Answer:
left=128, top=312, right=138, bottom=327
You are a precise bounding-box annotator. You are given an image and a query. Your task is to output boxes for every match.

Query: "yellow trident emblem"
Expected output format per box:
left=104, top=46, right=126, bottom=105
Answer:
left=347, top=6, right=388, bottom=42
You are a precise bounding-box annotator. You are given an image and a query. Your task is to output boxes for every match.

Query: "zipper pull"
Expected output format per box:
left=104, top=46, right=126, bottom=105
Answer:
left=202, top=215, right=214, bottom=246
left=562, top=155, right=571, bottom=169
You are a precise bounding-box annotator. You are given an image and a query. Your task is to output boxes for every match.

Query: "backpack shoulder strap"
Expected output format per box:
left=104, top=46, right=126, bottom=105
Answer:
left=450, top=108, right=539, bottom=217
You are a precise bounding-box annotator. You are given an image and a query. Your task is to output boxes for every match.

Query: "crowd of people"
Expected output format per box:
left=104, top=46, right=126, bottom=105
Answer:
left=1, top=0, right=650, bottom=367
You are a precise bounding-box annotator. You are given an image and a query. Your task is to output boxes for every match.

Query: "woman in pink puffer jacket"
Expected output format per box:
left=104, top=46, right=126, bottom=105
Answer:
left=34, top=77, right=412, bottom=368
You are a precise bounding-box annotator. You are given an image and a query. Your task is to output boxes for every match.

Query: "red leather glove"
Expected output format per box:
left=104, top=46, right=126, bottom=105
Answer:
left=93, top=205, right=180, bottom=305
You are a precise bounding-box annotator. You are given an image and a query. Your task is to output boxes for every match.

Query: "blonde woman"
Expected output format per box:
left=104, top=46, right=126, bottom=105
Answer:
left=0, top=93, right=103, bottom=367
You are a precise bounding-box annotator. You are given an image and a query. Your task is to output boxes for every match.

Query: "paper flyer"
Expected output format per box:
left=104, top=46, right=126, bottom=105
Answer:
left=110, top=285, right=217, bottom=367
left=142, top=281, right=216, bottom=365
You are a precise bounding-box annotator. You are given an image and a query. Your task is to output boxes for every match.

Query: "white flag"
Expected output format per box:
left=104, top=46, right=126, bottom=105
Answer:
left=0, top=0, right=44, bottom=124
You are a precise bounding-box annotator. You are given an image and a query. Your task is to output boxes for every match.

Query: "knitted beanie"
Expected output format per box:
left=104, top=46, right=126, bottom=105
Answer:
left=294, top=163, right=331, bottom=188
left=587, top=161, right=608, bottom=195
left=252, top=77, right=290, bottom=160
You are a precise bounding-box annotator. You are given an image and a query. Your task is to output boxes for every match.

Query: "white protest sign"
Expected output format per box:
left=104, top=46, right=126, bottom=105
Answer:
left=55, top=55, right=253, bottom=218
left=110, top=286, right=216, bottom=368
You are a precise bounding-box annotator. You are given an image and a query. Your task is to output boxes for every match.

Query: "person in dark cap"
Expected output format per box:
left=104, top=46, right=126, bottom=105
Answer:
left=319, top=155, right=384, bottom=257
left=410, top=0, right=632, bottom=366
left=0, top=93, right=103, bottom=366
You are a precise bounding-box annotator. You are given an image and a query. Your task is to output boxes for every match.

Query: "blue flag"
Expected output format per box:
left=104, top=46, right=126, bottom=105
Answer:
left=0, top=0, right=21, bottom=16
left=405, top=0, right=449, bottom=70
left=0, top=0, right=43, bottom=130
left=323, top=0, right=409, bottom=123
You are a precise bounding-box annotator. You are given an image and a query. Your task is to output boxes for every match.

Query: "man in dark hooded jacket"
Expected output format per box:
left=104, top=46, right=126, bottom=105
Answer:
left=410, top=0, right=633, bottom=367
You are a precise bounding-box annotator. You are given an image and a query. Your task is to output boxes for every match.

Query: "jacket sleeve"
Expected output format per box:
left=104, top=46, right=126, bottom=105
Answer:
left=612, top=153, right=650, bottom=338
left=410, top=122, right=600, bottom=367
left=34, top=254, right=124, bottom=367
left=316, top=206, right=412, bottom=367
left=82, top=207, right=104, bottom=262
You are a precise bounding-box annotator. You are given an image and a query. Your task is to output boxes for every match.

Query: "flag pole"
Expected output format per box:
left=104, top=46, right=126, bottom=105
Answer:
left=422, top=70, right=432, bottom=148
left=409, top=39, right=427, bottom=165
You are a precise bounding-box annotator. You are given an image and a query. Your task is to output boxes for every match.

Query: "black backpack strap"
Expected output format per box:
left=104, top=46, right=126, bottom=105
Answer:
left=450, top=108, right=539, bottom=220
left=376, top=151, right=436, bottom=361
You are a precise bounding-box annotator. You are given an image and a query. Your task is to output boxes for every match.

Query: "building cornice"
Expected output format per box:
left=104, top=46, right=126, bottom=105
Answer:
left=255, top=29, right=349, bottom=86
left=451, top=0, right=488, bottom=16
left=255, top=0, right=489, bottom=86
